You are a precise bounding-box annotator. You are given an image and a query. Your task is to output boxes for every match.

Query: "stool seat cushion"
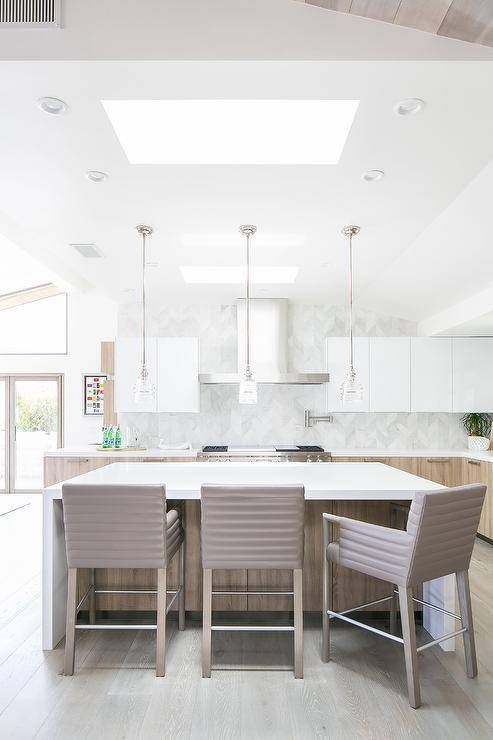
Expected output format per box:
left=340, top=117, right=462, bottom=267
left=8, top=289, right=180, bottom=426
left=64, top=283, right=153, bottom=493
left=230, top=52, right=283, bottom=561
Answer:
left=326, top=542, right=340, bottom=564
left=166, top=508, right=183, bottom=560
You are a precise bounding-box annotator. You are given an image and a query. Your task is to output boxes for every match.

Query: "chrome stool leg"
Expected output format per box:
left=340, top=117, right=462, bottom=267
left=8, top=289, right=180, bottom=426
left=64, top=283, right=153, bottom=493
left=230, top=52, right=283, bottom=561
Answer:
left=178, top=540, right=186, bottom=631
left=156, top=568, right=167, bottom=677
left=202, top=568, right=212, bottom=678
left=294, top=569, right=303, bottom=678
left=89, top=568, right=96, bottom=625
left=456, top=570, right=478, bottom=678
left=64, top=568, right=78, bottom=676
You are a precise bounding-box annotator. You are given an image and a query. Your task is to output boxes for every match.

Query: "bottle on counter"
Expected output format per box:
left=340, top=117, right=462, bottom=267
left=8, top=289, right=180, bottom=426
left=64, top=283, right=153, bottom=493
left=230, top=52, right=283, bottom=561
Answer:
left=107, top=425, right=115, bottom=448
left=115, top=425, right=122, bottom=449
left=102, top=426, right=108, bottom=448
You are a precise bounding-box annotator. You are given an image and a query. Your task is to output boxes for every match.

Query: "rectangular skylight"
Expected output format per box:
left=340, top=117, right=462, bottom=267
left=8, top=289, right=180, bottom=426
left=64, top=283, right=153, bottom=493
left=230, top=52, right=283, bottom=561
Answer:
left=180, top=266, right=299, bottom=284
left=102, top=100, right=359, bottom=165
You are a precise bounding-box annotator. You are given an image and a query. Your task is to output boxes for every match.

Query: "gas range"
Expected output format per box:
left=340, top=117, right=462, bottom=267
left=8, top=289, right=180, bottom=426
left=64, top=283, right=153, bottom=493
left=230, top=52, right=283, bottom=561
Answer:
left=199, top=445, right=331, bottom=462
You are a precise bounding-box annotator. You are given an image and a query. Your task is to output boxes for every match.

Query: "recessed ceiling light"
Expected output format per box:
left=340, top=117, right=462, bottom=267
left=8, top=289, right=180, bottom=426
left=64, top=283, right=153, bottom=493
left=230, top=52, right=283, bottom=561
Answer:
left=38, top=97, right=68, bottom=115
left=361, top=169, right=385, bottom=182
left=393, top=98, right=425, bottom=117
left=86, top=170, right=108, bottom=183
left=102, top=99, right=360, bottom=165
left=70, top=243, right=103, bottom=258
left=180, top=266, right=298, bottom=284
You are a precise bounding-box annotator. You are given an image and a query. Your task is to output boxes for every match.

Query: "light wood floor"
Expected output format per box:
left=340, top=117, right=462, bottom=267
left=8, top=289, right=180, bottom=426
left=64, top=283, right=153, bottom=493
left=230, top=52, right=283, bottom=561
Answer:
left=0, top=497, right=492, bottom=739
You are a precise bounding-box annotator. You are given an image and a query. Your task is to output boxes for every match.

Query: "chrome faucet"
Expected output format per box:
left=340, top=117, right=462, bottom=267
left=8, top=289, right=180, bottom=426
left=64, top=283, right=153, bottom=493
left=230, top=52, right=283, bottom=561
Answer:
left=304, top=409, right=333, bottom=428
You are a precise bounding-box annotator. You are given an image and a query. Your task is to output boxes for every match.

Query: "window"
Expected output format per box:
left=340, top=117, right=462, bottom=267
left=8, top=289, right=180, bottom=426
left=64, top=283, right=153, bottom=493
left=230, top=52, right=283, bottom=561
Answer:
left=0, top=375, right=63, bottom=492
left=0, top=286, right=67, bottom=354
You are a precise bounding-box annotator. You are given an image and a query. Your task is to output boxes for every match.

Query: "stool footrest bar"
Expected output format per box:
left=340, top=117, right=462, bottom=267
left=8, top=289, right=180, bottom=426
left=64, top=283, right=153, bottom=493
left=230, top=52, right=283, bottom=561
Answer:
left=75, top=624, right=157, bottom=630
left=211, top=625, right=295, bottom=632
left=416, top=627, right=467, bottom=652
left=212, top=590, right=294, bottom=596
left=327, top=609, right=404, bottom=644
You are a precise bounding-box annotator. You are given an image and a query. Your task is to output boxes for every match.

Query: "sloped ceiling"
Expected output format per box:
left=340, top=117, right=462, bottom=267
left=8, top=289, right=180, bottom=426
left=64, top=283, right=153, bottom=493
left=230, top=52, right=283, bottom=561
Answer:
left=304, top=1, right=493, bottom=47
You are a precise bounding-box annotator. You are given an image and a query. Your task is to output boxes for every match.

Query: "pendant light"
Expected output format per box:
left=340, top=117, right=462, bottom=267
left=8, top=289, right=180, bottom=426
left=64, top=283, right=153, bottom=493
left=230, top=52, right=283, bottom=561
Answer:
left=340, top=225, right=364, bottom=404
left=134, top=224, right=155, bottom=404
left=238, top=224, right=258, bottom=404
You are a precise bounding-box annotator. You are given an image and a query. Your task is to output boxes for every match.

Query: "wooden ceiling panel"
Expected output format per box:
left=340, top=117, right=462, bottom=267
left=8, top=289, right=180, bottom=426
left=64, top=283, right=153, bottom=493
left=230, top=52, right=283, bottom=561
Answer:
left=394, top=0, right=454, bottom=34
left=305, top=0, right=351, bottom=10
left=348, top=0, right=401, bottom=23
left=438, top=0, right=493, bottom=46
left=304, top=0, right=493, bottom=47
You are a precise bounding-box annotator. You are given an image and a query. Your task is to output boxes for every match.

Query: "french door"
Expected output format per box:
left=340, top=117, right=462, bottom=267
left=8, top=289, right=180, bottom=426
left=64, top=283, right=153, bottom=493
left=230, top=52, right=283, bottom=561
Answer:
left=0, top=375, right=63, bottom=493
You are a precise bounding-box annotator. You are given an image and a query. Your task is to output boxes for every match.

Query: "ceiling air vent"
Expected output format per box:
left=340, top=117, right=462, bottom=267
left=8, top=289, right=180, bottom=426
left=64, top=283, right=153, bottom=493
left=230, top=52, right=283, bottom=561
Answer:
left=0, top=0, right=61, bottom=27
left=71, top=243, right=103, bottom=259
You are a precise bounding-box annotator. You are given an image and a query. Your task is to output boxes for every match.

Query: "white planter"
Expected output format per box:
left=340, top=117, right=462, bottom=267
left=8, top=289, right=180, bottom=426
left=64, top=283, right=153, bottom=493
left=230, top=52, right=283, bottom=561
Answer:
left=467, top=435, right=491, bottom=451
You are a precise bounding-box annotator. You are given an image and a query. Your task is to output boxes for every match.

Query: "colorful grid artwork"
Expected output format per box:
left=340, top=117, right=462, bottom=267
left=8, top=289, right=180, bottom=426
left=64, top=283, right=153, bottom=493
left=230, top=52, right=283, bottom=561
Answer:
left=83, top=374, right=106, bottom=416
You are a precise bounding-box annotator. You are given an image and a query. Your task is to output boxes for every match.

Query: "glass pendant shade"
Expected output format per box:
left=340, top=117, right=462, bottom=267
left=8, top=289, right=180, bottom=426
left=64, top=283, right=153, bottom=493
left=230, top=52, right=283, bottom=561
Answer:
left=340, top=368, right=363, bottom=404
left=134, top=363, right=155, bottom=404
left=239, top=371, right=258, bottom=405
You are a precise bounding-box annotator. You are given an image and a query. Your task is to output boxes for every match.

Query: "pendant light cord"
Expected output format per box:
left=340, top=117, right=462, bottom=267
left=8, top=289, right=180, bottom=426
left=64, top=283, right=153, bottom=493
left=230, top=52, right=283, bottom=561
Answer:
left=348, top=229, right=354, bottom=374
left=246, top=230, right=251, bottom=375
left=142, top=229, right=147, bottom=368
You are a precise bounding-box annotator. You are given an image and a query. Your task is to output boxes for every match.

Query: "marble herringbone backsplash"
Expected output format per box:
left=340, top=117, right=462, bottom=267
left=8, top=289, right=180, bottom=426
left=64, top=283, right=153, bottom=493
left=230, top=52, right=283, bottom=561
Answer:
left=118, top=302, right=467, bottom=449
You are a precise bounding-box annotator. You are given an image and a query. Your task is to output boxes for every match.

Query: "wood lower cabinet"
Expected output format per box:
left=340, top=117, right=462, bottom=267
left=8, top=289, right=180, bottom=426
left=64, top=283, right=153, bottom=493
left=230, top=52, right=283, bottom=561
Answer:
left=463, top=458, right=492, bottom=540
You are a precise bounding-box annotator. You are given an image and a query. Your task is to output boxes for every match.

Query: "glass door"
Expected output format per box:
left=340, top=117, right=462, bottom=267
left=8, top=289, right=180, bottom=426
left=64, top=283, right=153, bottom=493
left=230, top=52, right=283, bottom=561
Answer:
left=0, top=378, right=6, bottom=493
left=12, top=377, right=62, bottom=492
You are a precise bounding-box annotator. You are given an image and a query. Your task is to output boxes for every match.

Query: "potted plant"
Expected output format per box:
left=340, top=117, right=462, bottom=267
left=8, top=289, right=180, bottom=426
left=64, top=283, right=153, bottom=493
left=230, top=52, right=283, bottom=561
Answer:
left=461, top=413, right=493, bottom=451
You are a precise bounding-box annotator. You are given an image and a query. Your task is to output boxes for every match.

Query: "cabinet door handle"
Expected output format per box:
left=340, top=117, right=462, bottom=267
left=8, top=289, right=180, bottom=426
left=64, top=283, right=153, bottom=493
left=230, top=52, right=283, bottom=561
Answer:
left=426, top=458, right=450, bottom=463
left=467, top=459, right=481, bottom=466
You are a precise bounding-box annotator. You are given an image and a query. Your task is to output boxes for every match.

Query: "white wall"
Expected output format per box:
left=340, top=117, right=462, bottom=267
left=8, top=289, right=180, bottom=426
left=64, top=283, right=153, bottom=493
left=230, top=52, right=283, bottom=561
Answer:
left=0, top=290, right=117, bottom=447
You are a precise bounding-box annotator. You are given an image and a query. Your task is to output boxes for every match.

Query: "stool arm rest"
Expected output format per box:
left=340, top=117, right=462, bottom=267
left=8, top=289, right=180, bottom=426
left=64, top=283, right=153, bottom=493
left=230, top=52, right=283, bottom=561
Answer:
left=322, top=511, right=411, bottom=548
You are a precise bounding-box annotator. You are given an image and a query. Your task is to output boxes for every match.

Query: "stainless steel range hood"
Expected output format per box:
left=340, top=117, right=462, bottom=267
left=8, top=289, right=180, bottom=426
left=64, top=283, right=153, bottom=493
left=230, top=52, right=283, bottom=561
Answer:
left=199, top=299, right=330, bottom=385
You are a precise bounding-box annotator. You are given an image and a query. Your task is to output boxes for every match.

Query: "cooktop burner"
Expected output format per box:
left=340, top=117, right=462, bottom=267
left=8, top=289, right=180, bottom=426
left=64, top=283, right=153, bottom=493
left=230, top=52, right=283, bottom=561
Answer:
left=201, top=445, right=324, bottom=453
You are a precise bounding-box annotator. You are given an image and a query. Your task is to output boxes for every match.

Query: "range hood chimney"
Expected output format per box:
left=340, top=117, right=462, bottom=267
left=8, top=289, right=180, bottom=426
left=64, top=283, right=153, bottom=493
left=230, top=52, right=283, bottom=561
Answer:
left=199, top=299, right=330, bottom=385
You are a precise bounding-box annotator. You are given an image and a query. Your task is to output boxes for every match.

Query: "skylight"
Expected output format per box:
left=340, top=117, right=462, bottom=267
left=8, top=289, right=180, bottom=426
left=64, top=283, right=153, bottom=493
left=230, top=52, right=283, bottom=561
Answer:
left=102, top=100, right=359, bottom=165
left=180, top=266, right=299, bottom=284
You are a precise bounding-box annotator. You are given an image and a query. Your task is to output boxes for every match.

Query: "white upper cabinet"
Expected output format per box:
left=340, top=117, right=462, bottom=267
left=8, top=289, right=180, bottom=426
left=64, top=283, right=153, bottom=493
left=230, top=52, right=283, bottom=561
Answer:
left=452, top=338, right=493, bottom=412
left=369, top=337, right=411, bottom=412
left=157, top=337, right=200, bottom=413
left=325, top=337, right=370, bottom=412
left=410, top=338, right=452, bottom=412
left=115, top=337, right=200, bottom=413
left=115, top=337, right=158, bottom=413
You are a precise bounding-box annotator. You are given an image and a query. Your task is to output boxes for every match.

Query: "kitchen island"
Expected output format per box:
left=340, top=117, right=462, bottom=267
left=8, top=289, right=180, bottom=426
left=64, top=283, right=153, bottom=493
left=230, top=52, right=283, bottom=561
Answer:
left=43, top=461, right=451, bottom=651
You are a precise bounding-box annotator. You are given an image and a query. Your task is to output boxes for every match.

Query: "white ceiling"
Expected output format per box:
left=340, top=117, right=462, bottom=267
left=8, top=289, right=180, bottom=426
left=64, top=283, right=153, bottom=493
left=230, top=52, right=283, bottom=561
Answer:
left=0, top=59, right=492, bottom=324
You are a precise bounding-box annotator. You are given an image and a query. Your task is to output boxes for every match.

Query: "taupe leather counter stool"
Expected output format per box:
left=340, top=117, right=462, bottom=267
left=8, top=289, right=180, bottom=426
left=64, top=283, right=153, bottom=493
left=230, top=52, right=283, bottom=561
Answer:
left=62, top=483, right=185, bottom=677
left=201, top=484, right=305, bottom=678
left=322, top=484, right=486, bottom=708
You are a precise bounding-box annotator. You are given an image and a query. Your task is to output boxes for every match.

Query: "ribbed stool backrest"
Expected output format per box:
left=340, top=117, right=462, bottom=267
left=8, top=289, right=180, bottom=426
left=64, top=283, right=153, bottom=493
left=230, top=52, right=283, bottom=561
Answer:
left=406, top=484, right=486, bottom=586
left=201, top=484, right=305, bottom=569
left=62, top=483, right=167, bottom=569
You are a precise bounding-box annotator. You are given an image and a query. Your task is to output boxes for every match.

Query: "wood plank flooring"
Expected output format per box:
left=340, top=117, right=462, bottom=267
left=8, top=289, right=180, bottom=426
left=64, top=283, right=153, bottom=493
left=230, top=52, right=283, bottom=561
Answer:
left=0, top=497, right=492, bottom=739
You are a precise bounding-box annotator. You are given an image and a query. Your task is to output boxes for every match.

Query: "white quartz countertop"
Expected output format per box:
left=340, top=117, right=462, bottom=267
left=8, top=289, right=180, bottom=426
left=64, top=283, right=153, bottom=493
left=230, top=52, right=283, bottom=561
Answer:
left=43, top=447, right=493, bottom=463
left=330, top=449, right=493, bottom=462
left=44, top=461, right=444, bottom=501
left=43, top=447, right=198, bottom=458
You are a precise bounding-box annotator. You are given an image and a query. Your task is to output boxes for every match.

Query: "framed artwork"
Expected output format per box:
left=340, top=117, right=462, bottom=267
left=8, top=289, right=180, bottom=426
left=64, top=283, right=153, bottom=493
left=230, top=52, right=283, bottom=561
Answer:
left=83, top=374, right=107, bottom=416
